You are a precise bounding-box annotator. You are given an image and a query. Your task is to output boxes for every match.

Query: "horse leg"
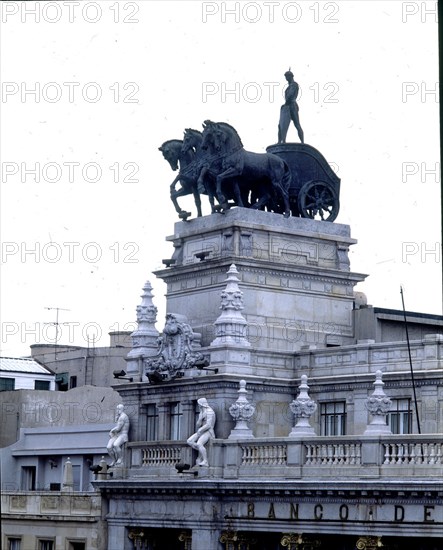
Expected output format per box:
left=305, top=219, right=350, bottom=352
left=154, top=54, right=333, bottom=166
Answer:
left=251, top=191, right=270, bottom=211
left=171, top=184, right=192, bottom=216
left=193, top=185, right=202, bottom=217
left=198, top=167, right=216, bottom=213
left=271, top=162, right=291, bottom=218
left=216, top=168, right=240, bottom=211
left=170, top=192, right=185, bottom=215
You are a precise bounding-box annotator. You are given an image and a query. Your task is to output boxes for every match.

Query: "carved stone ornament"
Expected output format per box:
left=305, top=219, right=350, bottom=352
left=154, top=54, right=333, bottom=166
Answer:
left=289, top=374, right=317, bottom=437
left=356, top=536, right=383, bottom=550
left=281, top=533, right=320, bottom=550
left=364, top=370, right=392, bottom=435
left=220, top=530, right=256, bottom=549
left=228, top=379, right=255, bottom=439
left=144, top=313, right=206, bottom=382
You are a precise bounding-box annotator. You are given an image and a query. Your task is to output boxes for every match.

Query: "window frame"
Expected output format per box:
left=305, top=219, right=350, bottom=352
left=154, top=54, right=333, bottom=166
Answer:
left=145, top=403, right=158, bottom=441
left=0, top=377, right=15, bottom=391
left=169, top=402, right=183, bottom=441
left=320, top=400, right=347, bottom=436
left=34, top=380, right=50, bottom=390
left=21, top=465, right=36, bottom=491
left=387, top=397, right=412, bottom=434
left=7, top=538, right=22, bottom=550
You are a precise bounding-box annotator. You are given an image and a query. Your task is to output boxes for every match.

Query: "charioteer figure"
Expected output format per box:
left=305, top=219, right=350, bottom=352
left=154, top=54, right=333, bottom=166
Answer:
left=278, top=69, right=304, bottom=144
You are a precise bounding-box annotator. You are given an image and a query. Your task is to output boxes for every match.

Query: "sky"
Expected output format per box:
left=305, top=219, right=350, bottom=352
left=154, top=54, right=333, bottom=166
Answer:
left=1, top=0, right=441, bottom=357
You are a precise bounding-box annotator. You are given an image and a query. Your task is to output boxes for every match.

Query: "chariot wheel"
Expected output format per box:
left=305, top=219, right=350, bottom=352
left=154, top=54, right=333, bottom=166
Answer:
left=298, top=180, right=339, bottom=222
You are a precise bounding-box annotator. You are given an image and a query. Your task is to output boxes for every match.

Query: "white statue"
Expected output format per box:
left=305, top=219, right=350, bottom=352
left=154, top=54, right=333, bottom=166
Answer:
left=187, top=398, right=216, bottom=467
left=107, top=404, right=130, bottom=467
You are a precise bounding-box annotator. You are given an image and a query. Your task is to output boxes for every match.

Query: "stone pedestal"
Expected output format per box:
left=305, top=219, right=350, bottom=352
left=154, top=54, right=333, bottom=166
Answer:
left=155, top=208, right=366, bottom=353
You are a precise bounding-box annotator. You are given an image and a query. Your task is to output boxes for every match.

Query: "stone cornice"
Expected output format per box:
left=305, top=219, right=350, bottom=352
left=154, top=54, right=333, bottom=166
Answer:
left=95, top=479, right=443, bottom=503
left=166, top=208, right=357, bottom=243
left=155, top=259, right=366, bottom=288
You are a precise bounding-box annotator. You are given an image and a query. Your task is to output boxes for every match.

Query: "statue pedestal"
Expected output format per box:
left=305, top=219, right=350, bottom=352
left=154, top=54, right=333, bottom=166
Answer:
left=155, top=208, right=366, bottom=353
left=108, top=467, right=129, bottom=480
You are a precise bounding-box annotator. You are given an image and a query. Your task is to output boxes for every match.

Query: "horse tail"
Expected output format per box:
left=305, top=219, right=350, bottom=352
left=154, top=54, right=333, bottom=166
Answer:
left=282, top=161, right=292, bottom=193
left=271, top=158, right=291, bottom=198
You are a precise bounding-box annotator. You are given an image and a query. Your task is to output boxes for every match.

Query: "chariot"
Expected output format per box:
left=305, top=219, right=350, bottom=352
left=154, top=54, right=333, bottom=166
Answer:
left=266, top=143, right=340, bottom=222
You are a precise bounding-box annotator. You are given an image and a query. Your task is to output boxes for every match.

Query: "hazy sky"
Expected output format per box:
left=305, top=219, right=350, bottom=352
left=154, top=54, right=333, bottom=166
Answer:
left=1, top=0, right=441, bottom=356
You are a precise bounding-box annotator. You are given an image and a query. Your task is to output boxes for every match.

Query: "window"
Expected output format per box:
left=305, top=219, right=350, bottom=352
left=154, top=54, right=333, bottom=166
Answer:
left=38, top=540, right=54, bottom=550
left=320, top=401, right=346, bottom=436
left=70, top=376, right=77, bottom=389
left=146, top=404, right=158, bottom=441
left=0, top=377, right=15, bottom=391
left=20, top=466, right=36, bottom=490
left=388, top=398, right=412, bottom=434
left=169, top=402, right=183, bottom=440
left=55, top=372, right=68, bottom=391
left=8, top=539, right=21, bottom=550
left=72, top=464, right=81, bottom=491
left=35, top=380, right=50, bottom=390
left=68, top=542, right=86, bottom=550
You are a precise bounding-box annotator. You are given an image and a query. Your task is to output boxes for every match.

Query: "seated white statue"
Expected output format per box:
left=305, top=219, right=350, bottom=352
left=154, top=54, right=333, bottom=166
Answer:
left=107, top=404, right=130, bottom=467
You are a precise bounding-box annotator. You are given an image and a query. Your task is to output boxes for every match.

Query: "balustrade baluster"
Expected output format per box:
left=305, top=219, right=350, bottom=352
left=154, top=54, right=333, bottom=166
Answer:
left=429, top=444, right=436, bottom=465
left=396, top=444, right=403, bottom=464
left=423, top=443, right=429, bottom=464
left=350, top=443, right=355, bottom=466
left=356, top=444, right=362, bottom=465
left=436, top=444, right=442, bottom=465
left=383, top=444, right=390, bottom=465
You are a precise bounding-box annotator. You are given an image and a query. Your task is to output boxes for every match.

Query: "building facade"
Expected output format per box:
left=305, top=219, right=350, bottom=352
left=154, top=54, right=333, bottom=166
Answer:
left=0, top=357, right=55, bottom=392
left=94, top=209, right=443, bottom=550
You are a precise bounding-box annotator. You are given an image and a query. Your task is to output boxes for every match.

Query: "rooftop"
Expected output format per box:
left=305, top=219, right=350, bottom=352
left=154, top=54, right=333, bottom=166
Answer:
left=0, top=356, right=54, bottom=376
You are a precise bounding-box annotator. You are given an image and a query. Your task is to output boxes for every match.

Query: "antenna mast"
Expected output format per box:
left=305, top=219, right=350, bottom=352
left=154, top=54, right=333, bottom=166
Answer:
left=44, top=307, right=70, bottom=361
left=399, top=287, right=421, bottom=434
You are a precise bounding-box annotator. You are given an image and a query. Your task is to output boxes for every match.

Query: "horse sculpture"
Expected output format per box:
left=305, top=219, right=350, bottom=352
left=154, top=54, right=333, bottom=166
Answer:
left=201, top=121, right=292, bottom=217
left=158, top=138, right=204, bottom=218
left=183, top=126, right=246, bottom=214
left=180, top=128, right=220, bottom=214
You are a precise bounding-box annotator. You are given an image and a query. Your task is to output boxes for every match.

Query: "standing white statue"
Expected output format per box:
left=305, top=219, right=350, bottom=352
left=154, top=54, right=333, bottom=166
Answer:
left=107, top=404, right=130, bottom=467
left=187, top=398, right=216, bottom=467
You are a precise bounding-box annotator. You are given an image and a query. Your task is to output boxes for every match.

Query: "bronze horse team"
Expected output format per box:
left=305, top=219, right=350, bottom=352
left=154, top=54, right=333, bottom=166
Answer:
left=159, top=121, right=292, bottom=219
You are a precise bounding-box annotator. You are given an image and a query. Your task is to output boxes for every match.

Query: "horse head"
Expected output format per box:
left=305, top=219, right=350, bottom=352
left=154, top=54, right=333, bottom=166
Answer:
left=215, top=122, right=243, bottom=151
left=201, top=120, right=226, bottom=153
left=159, top=139, right=183, bottom=171
left=182, top=128, right=202, bottom=155
left=201, top=121, right=243, bottom=154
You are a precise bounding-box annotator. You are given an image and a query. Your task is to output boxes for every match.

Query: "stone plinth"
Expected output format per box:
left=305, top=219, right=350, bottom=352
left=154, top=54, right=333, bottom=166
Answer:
left=154, top=208, right=366, bottom=352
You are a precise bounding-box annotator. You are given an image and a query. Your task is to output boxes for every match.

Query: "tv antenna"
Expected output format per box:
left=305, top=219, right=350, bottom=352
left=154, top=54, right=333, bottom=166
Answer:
left=44, top=307, right=70, bottom=360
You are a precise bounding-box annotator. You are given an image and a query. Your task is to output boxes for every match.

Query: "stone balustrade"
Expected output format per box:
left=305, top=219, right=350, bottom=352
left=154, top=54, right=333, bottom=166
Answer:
left=304, top=442, right=362, bottom=466
left=129, top=434, right=443, bottom=479
left=383, top=441, right=442, bottom=465
left=241, top=443, right=287, bottom=466
left=141, top=445, right=183, bottom=467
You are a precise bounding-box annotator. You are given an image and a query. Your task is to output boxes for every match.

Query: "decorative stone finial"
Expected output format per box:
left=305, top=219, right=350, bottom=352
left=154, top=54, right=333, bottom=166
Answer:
left=211, top=264, right=250, bottom=348
left=364, top=370, right=392, bottom=435
left=228, top=380, right=255, bottom=439
left=289, top=374, right=317, bottom=437
left=127, top=281, right=159, bottom=358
